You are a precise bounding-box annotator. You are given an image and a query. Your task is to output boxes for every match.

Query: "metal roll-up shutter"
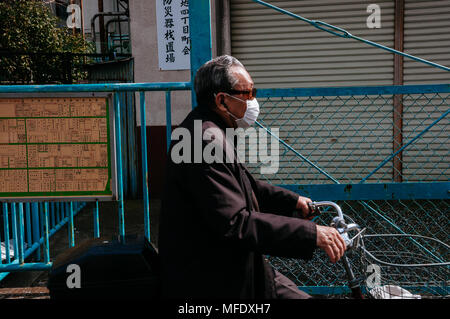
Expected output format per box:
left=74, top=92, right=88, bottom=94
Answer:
left=230, top=0, right=395, bottom=88
left=403, top=0, right=450, bottom=85
left=402, top=1, right=450, bottom=182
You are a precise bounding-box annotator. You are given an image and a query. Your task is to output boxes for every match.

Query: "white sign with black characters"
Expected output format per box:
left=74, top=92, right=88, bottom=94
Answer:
left=156, top=0, right=191, bottom=70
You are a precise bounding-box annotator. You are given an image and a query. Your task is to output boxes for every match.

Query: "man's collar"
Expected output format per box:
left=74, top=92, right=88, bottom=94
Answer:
left=197, top=105, right=230, bottom=132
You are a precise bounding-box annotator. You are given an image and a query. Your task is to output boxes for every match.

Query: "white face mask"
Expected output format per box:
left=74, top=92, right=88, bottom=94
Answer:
left=224, top=94, right=260, bottom=128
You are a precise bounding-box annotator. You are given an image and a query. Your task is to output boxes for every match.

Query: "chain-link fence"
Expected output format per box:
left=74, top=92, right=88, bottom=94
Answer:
left=245, top=84, right=449, bottom=297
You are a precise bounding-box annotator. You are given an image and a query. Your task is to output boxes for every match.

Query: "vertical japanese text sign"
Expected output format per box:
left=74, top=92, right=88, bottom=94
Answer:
left=156, top=0, right=191, bottom=70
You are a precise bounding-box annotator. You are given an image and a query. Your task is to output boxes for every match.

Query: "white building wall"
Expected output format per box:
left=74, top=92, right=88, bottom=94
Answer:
left=129, top=0, right=218, bottom=127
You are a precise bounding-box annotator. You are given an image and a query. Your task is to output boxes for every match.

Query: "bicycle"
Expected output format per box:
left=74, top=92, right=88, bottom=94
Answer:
left=307, top=201, right=449, bottom=299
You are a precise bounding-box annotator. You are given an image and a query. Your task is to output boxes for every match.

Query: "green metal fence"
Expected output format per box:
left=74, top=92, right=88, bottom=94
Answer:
left=247, top=84, right=449, bottom=296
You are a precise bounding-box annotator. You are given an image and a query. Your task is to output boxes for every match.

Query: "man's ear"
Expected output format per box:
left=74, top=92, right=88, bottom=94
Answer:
left=214, top=93, right=227, bottom=112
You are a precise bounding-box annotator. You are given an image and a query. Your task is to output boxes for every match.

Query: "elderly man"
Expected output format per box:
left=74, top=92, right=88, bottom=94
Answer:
left=158, top=55, right=346, bottom=299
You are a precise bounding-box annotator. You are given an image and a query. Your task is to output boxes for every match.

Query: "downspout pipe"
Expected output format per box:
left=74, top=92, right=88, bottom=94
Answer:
left=91, top=11, right=129, bottom=50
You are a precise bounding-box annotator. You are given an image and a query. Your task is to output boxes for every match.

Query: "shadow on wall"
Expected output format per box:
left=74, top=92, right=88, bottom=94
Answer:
left=136, top=125, right=177, bottom=199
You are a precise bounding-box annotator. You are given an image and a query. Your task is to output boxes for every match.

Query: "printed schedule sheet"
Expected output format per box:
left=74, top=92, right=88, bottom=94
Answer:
left=0, top=97, right=113, bottom=199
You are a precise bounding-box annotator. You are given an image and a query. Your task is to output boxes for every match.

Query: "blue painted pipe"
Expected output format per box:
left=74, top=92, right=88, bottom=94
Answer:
left=114, top=93, right=126, bottom=242
left=189, top=0, right=212, bottom=108
left=127, top=92, right=138, bottom=198
left=92, top=201, right=99, bottom=238
left=25, top=203, right=32, bottom=248
left=0, top=262, right=52, bottom=272
left=69, top=202, right=74, bottom=248
left=120, top=92, right=129, bottom=199
left=2, top=203, right=10, bottom=264
left=31, top=202, right=40, bottom=261
left=44, top=203, right=50, bottom=263
left=165, top=91, right=172, bottom=153
left=10, top=203, right=18, bottom=261
left=17, top=203, right=24, bottom=264
left=257, top=84, right=450, bottom=98
left=140, top=92, right=151, bottom=241
left=0, top=82, right=191, bottom=93
left=51, top=202, right=55, bottom=229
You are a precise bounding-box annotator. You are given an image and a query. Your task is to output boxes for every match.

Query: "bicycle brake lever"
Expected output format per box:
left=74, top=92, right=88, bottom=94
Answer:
left=306, top=202, right=321, bottom=218
left=330, top=217, right=363, bottom=250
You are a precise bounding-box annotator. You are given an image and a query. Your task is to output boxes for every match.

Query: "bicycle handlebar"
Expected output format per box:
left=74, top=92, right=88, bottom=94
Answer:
left=309, top=201, right=365, bottom=250
left=309, top=201, right=365, bottom=299
left=308, top=201, right=344, bottom=219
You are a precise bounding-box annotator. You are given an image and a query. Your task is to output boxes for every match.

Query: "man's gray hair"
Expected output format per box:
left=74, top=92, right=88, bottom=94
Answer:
left=194, top=55, right=244, bottom=108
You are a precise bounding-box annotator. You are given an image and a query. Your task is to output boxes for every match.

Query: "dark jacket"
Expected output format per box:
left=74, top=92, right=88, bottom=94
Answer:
left=158, top=105, right=317, bottom=299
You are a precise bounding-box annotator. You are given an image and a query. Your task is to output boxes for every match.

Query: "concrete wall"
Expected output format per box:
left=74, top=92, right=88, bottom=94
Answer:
left=82, top=0, right=117, bottom=34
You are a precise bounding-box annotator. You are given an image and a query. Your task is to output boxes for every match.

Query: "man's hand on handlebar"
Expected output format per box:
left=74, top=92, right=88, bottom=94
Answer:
left=296, top=199, right=348, bottom=262
left=295, top=196, right=315, bottom=220
left=316, top=225, right=347, bottom=263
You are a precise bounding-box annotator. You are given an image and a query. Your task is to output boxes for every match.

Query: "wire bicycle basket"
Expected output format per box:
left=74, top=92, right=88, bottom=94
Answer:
left=358, top=233, right=449, bottom=299
left=308, top=201, right=450, bottom=299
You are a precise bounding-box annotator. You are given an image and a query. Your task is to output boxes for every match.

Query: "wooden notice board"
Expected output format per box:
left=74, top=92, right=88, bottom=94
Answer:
left=0, top=94, right=117, bottom=201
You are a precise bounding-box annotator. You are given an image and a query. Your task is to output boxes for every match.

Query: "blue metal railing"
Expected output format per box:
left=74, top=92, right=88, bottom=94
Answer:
left=1, top=201, right=86, bottom=278
left=1, top=82, right=448, bottom=296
